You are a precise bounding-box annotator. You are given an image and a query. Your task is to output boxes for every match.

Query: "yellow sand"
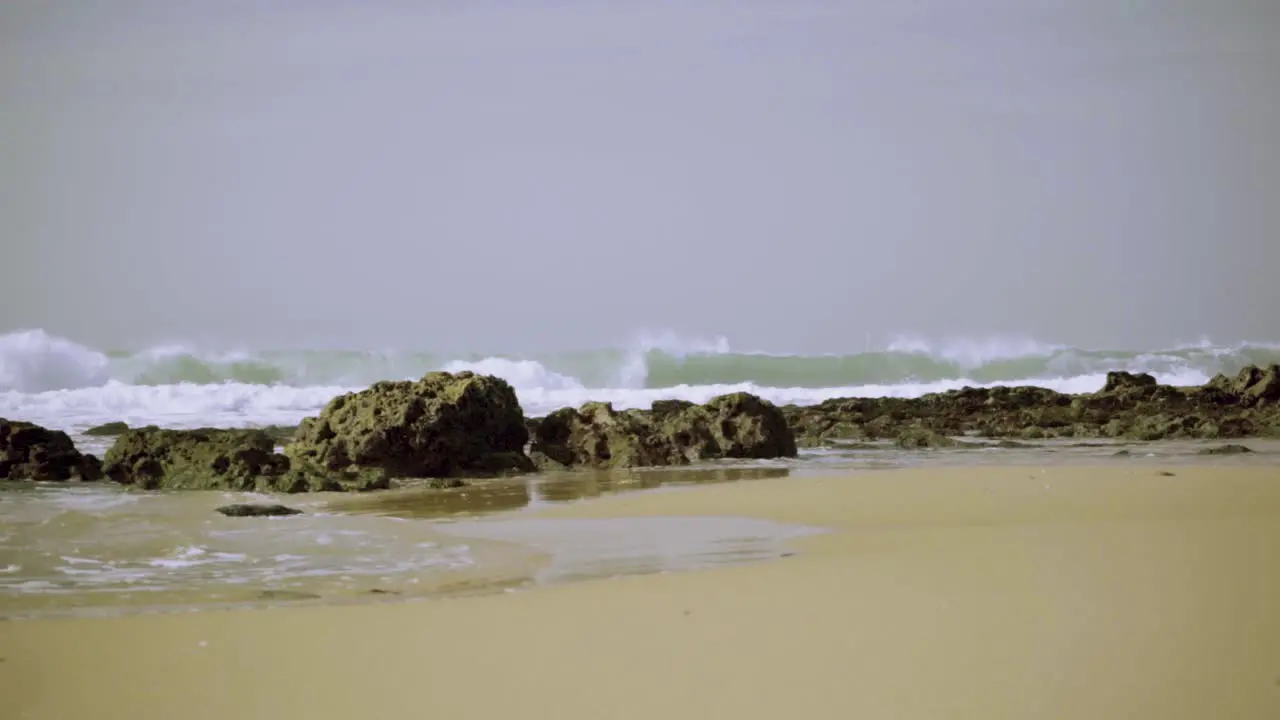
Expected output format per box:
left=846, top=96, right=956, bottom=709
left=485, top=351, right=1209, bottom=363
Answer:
left=5, top=465, right=1280, bottom=719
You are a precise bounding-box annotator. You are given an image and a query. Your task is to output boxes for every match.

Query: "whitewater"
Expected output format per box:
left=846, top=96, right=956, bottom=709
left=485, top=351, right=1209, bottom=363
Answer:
left=3, top=328, right=1278, bottom=435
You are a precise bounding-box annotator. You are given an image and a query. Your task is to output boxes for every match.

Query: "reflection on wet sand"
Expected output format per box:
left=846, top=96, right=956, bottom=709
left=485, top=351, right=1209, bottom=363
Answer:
left=325, top=466, right=792, bottom=520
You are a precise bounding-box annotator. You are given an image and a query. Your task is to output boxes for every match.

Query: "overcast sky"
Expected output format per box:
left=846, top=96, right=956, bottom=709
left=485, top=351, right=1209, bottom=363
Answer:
left=2, top=0, right=1278, bottom=353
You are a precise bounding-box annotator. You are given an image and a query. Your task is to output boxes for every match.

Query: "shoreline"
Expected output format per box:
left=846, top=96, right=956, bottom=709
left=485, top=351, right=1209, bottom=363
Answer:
left=3, top=440, right=1278, bottom=620
left=5, top=462, right=1280, bottom=718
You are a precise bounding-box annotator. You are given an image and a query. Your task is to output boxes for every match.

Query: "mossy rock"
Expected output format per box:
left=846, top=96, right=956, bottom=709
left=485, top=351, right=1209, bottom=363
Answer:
left=287, top=371, right=534, bottom=480
left=103, top=427, right=292, bottom=491
left=1, top=418, right=102, bottom=481
left=896, top=428, right=962, bottom=449
left=84, top=421, right=130, bottom=437
left=531, top=393, right=797, bottom=469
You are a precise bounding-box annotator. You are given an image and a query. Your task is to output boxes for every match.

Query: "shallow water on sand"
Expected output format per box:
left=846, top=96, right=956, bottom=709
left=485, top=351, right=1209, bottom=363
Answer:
left=2, top=439, right=1276, bottom=620
left=0, top=467, right=819, bottom=620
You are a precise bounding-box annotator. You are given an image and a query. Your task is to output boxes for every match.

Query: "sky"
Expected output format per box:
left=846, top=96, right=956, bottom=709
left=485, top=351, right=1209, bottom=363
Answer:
left=2, top=0, right=1278, bottom=353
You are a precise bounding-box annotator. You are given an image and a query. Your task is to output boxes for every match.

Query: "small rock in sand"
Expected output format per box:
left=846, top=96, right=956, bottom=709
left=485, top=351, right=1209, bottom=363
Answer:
left=1197, top=444, right=1254, bottom=456
left=215, top=503, right=303, bottom=517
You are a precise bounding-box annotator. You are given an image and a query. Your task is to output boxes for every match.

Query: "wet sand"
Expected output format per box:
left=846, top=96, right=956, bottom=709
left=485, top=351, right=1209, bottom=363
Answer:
left=5, top=464, right=1280, bottom=718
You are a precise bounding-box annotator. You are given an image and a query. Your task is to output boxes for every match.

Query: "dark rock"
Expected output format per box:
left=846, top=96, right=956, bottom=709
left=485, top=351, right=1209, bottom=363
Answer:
left=532, top=402, right=685, bottom=468
left=524, top=416, right=542, bottom=440
left=694, top=392, right=798, bottom=459
left=259, top=590, right=321, bottom=601
left=781, top=365, right=1280, bottom=446
left=84, top=421, right=130, bottom=437
left=1197, top=444, right=1254, bottom=456
left=287, top=371, right=534, bottom=480
left=1101, top=371, right=1158, bottom=394
left=216, top=503, right=303, bottom=517
left=531, top=393, right=797, bottom=469
left=0, top=418, right=102, bottom=481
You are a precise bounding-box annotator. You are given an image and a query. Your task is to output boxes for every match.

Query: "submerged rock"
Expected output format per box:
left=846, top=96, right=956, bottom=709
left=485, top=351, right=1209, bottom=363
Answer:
left=287, top=371, right=534, bottom=480
left=84, top=421, right=130, bottom=437
left=0, top=418, right=102, bottom=481
left=259, top=589, right=321, bottom=601
left=895, top=428, right=962, bottom=449
left=1197, top=444, right=1254, bottom=456
left=216, top=503, right=303, bottom=517
left=530, top=392, right=797, bottom=469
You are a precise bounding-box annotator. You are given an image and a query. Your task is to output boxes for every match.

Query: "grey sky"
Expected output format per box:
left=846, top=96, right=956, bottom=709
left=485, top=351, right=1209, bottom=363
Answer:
left=3, top=0, right=1278, bottom=353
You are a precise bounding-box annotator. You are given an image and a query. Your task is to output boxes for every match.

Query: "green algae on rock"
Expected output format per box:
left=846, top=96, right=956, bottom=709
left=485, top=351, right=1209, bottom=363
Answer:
left=103, top=427, right=289, bottom=491
left=782, top=364, right=1280, bottom=446
left=286, top=371, right=534, bottom=480
left=0, top=418, right=103, bottom=481
left=895, top=428, right=965, bottom=449
left=530, top=392, right=797, bottom=469
left=102, top=426, right=389, bottom=492
left=84, top=421, right=130, bottom=437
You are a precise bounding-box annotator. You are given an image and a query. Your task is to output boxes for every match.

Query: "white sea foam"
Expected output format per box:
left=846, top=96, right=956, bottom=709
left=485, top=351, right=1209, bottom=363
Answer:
left=0, top=328, right=1271, bottom=432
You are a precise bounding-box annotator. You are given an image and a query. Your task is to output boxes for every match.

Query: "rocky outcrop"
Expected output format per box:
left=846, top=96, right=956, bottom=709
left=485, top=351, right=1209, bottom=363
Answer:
left=287, top=371, right=534, bottom=480
left=102, top=427, right=387, bottom=492
left=530, top=392, right=797, bottom=469
left=84, top=421, right=130, bottom=437
left=783, top=364, right=1280, bottom=446
left=0, top=418, right=102, bottom=481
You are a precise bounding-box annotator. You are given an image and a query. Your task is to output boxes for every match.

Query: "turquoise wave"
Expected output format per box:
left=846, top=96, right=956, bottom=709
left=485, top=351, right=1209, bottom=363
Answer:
left=93, top=344, right=1280, bottom=389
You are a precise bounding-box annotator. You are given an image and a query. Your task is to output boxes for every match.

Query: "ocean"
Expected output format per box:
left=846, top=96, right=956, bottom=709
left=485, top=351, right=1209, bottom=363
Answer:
left=3, top=328, right=1276, bottom=434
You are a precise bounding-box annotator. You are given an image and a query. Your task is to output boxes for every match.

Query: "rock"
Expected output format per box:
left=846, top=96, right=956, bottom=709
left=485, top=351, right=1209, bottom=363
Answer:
left=532, top=402, right=683, bottom=468
left=255, top=425, right=299, bottom=445
left=102, top=427, right=387, bottom=492
left=424, top=477, right=467, bottom=489
left=991, top=439, right=1036, bottom=449
left=530, top=393, right=797, bottom=469
left=692, top=392, right=797, bottom=459
left=287, top=371, right=534, bottom=480
left=0, top=418, right=102, bottom=481
left=896, top=428, right=961, bottom=449
left=259, top=590, right=321, bottom=601
left=1235, top=365, right=1280, bottom=407
left=84, top=421, right=130, bottom=437
left=780, top=365, right=1280, bottom=446
left=215, top=503, right=303, bottom=517
left=1197, top=444, right=1254, bottom=456
left=1101, top=371, right=1158, bottom=394
left=104, top=427, right=289, bottom=491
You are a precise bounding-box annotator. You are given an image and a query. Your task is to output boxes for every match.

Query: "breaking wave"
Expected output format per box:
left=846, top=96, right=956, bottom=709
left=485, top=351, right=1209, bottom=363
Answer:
left=1, top=328, right=1276, bottom=432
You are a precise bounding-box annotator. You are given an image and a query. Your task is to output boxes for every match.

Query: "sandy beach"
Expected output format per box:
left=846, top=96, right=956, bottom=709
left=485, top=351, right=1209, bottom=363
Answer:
left=4, top=463, right=1280, bottom=719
